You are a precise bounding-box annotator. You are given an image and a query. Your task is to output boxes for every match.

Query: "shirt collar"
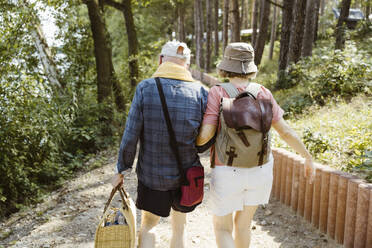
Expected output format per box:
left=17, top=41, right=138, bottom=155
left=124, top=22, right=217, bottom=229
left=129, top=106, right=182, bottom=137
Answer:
left=152, top=61, right=194, bottom=82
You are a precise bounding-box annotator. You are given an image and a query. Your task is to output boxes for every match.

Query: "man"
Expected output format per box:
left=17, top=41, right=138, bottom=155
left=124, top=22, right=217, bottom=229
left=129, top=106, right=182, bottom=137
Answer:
left=112, top=40, right=208, bottom=248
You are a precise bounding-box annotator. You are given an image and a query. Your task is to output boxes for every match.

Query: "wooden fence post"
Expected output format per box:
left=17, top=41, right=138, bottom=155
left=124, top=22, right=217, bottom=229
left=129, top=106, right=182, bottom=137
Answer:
left=304, top=167, right=314, bottom=222
left=366, top=188, right=372, bottom=247
left=343, top=179, right=363, bottom=248
left=274, top=150, right=283, bottom=200
left=319, top=168, right=331, bottom=233
left=291, top=157, right=301, bottom=212
left=285, top=155, right=294, bottom=206
left=354, top=183, right=370, bottom=248
left=327, top=171, right=340, bottom=239
left=272, top=150, right=278, bottom=198
left=297, top=158, right=306, bottom=217
left=280, top=152, right=288, bottom=204
left=311, top=167, right=322, bottom=228
left=335, top=173, right=352, bottom=244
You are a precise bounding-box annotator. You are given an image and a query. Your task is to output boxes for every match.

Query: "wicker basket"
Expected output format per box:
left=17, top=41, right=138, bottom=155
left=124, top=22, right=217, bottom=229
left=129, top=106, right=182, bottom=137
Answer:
left=94, top=186, right=136, bottom=248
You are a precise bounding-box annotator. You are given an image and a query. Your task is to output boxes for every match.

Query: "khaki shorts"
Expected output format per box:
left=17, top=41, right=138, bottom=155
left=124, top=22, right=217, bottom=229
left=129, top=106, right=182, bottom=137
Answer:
left=210, top=157, right=274, bottom=216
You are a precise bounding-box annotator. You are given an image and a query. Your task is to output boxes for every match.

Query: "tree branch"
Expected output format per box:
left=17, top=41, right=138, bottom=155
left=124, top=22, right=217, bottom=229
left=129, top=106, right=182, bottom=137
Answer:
left=104, top=0, right=124, bottom=10
left=267, top=0, right=283, bottom=9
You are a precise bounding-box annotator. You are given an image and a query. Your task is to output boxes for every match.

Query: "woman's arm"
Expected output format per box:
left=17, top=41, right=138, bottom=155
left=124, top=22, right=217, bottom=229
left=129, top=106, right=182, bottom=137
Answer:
left=272, top=118, right=315, bottom=183
left=196, top=86, right=221, bottom=152
left=196, top=124, right=217, bottom=152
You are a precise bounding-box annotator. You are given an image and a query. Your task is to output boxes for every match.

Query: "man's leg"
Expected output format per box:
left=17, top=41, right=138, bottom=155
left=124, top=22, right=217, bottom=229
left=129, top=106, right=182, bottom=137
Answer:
left=233, top=205, right=258, bottom=248
left=138, top=210, right=160, bottom=248
left=213, top=213, right=235, bottom=248
left=170, top=209, right=186, bottom=248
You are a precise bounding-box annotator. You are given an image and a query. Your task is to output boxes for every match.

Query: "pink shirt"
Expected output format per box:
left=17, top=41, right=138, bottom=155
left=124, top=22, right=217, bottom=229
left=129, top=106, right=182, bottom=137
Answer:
left=202, top=83, right=284, bottom=166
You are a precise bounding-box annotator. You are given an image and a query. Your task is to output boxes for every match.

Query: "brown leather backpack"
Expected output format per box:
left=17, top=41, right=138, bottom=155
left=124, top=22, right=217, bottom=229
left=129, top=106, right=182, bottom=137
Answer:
left=214, top=83, right=273, bottom=168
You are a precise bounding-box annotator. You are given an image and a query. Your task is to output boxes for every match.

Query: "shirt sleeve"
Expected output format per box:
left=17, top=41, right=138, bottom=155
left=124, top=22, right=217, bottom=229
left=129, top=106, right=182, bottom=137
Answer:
left=200, top=86, right=209, bottom=116
left=257, top=86, right=284, bottom=123
left=116, top=84, right=144, bottom=173
left=202, top=86, right=222, bottom=126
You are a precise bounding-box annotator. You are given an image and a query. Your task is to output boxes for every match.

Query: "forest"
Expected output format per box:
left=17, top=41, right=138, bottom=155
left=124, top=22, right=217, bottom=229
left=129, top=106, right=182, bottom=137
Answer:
left=0, top=0, right=371, bottom=219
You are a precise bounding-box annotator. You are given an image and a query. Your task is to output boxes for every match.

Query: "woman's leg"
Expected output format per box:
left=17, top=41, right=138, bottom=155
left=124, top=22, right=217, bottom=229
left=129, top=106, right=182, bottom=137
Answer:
left=138, top=210, right=160, bottom=248
left=213, top=213, right=235, bottom=248
left=170, top=209, right=186, bottom=248
left=233, top=205, right=258, bottom=248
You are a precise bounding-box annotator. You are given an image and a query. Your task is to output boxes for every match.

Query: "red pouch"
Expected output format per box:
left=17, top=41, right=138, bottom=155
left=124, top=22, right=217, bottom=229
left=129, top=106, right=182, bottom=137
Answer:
left=180, top=166, right=204, bottom=207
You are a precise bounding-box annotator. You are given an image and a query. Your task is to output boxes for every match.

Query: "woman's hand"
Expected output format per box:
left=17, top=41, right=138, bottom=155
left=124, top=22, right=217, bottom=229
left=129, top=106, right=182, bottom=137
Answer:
left=304, top=157, right=315, bottom=184
left=111, top=173, right=124, bottom=188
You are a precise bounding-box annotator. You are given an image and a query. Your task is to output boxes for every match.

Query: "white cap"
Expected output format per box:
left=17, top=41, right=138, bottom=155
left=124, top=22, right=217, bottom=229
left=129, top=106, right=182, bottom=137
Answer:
left=161, top=40, right=191, bottom=64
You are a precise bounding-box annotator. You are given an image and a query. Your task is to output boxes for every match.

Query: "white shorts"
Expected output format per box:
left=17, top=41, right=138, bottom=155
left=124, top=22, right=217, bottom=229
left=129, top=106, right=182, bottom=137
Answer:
left=210, top=157, right=274, bottom=216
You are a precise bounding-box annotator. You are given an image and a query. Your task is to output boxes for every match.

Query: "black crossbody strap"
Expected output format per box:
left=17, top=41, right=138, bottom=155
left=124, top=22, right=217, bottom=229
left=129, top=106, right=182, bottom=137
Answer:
left=155, top=77, right=186, bottom=183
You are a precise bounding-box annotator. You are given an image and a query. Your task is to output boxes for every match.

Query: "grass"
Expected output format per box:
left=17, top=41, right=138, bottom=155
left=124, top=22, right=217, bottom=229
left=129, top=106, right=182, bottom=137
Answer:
left=272, top=94, right=372, bottom=177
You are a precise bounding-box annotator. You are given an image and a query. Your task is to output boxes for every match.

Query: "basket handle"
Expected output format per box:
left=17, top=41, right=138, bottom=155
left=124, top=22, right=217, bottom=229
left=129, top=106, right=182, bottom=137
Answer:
left=102, top=185, right=129, bottom=215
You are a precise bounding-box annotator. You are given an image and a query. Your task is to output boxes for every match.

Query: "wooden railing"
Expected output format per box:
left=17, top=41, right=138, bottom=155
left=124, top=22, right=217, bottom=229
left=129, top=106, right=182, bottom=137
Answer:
left=272, top=148, right=372, bottom=248
left=191, top=68, right=372, bottom=248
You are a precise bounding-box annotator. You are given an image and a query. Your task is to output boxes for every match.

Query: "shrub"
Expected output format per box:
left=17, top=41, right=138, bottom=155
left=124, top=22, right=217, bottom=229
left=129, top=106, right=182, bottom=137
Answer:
left=272, top=96, right=372, bottom=182
left=273, top=43, right=372, bottom=116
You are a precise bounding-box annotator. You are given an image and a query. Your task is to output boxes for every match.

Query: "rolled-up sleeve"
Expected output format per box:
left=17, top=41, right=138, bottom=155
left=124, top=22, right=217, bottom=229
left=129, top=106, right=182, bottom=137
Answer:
left=116, top=85, right=143, bottom=173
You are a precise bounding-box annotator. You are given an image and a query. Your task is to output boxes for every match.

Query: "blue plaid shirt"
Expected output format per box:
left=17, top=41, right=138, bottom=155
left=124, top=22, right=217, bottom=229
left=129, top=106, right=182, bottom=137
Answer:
left=116, top=77, right=208, bottom=191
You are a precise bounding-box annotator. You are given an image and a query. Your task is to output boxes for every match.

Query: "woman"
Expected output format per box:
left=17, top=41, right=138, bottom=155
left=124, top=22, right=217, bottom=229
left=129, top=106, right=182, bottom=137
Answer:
left=196, top=43, right=315, bottom=248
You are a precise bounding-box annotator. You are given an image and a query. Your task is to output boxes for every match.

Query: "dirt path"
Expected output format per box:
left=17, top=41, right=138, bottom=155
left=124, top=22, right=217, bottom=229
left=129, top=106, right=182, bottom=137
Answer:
left=0, top=150, right=342, bottom=248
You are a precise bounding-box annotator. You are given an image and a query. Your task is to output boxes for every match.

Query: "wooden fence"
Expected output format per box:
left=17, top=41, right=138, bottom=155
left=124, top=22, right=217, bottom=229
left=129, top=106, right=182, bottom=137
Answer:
left=191, top=68, right=372, bottom=248
left=272, top=148, right=372, bottom=248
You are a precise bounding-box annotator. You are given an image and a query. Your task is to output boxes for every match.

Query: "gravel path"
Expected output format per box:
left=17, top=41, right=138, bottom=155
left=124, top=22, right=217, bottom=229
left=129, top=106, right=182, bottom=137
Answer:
left=0, top=150, right=342, bottom=248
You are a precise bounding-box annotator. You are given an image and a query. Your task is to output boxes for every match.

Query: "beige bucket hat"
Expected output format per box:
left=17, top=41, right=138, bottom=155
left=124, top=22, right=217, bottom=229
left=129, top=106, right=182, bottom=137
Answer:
left=217, top=42, right=257, bottom=74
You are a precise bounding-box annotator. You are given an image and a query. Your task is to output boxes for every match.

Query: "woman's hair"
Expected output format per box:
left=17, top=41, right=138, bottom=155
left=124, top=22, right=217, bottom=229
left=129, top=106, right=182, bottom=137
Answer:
left=218, top=69, right=257, bottom=80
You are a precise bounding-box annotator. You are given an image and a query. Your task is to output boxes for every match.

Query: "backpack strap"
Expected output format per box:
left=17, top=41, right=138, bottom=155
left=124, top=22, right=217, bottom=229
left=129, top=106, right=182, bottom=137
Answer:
left=218, top=83, right=240, bottom=98
left=245, top=82, right=262, bottom=98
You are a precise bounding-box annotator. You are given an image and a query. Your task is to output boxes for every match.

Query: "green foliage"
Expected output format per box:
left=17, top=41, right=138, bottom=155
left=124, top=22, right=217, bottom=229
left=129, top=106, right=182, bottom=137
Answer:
left=0, top=2, right=118, bottom=217
left=272, top=96, right=372, bottom=181
left=273, top=43, right=372, bottom=116
left=302, top=128, right=330, bottom=154
left=352, top=151, right=372, bottom=182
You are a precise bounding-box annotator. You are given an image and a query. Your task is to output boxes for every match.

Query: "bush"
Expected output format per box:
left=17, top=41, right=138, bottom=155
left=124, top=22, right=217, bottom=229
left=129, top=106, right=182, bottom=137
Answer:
left=0, top=79, right=68, bottom=215
left=272, top=96, right=372, bottom=182
left=273, top=43, right=372, bottom=116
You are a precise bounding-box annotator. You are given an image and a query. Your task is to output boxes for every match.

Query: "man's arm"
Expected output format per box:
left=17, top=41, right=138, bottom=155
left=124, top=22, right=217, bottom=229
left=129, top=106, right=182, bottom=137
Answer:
left=116, top=85, right=144, bottom=174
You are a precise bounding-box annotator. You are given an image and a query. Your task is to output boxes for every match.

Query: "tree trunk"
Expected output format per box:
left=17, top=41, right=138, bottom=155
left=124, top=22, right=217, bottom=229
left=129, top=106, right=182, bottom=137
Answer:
left=335, top=0, right=352, bottom=50
left=251, top=0, right=259, bottom=47
left=30, top=26, right=62, bottom=90
left=245, top=0, right=250, bottom=29
left=214, top=0, right=219, bottom=57
left=104, top=0, right=139, bottom=88
left=23, top=1, right=63, bottom=91
left=231, top=0, right=240, bottom=42
left=121, top=0, right=139, bottom=88
left=269, top=0, right=278, bottom=60
left=222, top=0, right=229, bottom=52
left=254, top=0, right=270, bottom=66
left=178, top=1, right=186, bottom=42
left=206, top=0, right=212, bottom=72
left=240, top=0, right=245, bottom=29
left=320, top=0, right=326, bottom=15
left=199, top=0, right=205, bottom=68
left=278, top=0, right=295, bottom=71
left=302, top=0, right=315, bottom=56
left=288, top=0, right=307, bottom=64
left=313, top=0, right=321, bottom=42
left=85, top=0, right=115, bottom=135
left=194, top=0, right=204, bottom=68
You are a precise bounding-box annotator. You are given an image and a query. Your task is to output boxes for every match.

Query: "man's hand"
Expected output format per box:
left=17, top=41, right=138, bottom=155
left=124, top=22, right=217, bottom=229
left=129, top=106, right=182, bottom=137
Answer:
left=304, top=157, right=315, bottom=184
left=111, top=173, right=124, bottom=188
